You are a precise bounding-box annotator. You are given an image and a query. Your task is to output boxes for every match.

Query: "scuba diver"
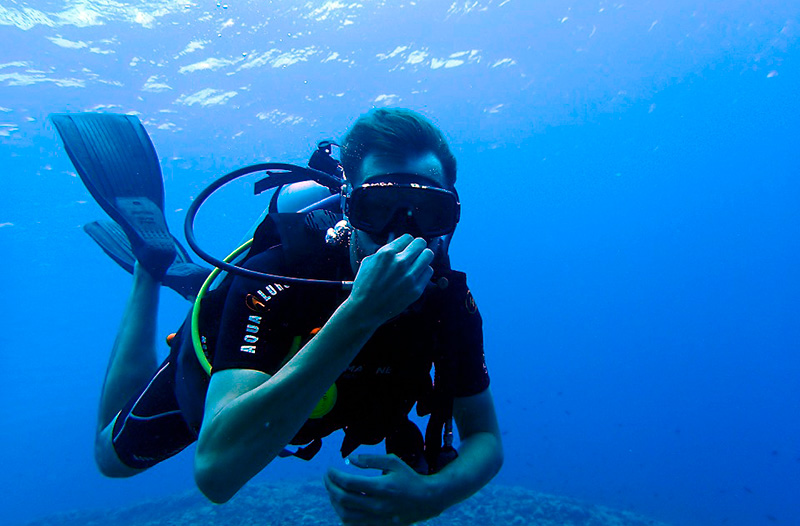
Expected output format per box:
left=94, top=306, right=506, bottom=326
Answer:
left=52, top=108, right=502, bottom=525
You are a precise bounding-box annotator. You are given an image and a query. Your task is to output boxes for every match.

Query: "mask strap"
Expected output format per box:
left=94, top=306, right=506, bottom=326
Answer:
left=340, top=182, right=352, bottom=217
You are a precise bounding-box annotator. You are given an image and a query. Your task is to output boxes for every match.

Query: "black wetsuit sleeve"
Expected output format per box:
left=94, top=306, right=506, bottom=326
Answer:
left=212, top=248, right=298, bottom=374
left=434, top=273, right=490, bottom=398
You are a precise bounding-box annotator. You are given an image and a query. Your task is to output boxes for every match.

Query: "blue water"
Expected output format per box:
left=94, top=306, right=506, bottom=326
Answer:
left=1, top=1, right=798, bottom=525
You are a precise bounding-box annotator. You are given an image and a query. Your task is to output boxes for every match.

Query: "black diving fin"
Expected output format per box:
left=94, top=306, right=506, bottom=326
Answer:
left=84, top=220, right=210, bottom=301
left=52, top=112, right=177, bottom=279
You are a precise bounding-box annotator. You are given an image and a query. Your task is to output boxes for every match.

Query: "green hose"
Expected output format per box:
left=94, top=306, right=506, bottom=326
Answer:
left=190, top=237, right=338, bottom=419
left=192, top=238, right=254, bottom=375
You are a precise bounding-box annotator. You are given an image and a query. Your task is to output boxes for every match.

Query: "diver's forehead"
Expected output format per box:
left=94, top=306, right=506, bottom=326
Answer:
left=360, top=151, right=446, bottom=187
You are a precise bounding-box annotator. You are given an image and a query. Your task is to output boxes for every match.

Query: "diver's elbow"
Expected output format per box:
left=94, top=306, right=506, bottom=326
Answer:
left=195, top=467, right=236, bottom=504
left=194, top=452, right=238, bottom=504
left=483, top=431, right=504, bottom=479
left=493, top=442, right=505, bottom=477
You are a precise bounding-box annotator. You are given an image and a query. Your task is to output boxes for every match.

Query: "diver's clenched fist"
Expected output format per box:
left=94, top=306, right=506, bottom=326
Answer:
left=348, top=234, right=434, bottom=326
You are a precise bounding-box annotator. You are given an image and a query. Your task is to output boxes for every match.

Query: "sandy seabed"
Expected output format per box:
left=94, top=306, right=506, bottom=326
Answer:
left=24, top=481, right=670, bottom=526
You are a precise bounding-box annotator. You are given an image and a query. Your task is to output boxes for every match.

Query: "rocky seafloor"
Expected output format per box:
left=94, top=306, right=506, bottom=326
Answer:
left=24, top=481, right=670, bottom=526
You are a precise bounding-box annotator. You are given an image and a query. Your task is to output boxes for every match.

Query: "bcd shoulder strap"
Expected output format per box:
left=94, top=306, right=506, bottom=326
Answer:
left=250, top=210, right=341, bottom=274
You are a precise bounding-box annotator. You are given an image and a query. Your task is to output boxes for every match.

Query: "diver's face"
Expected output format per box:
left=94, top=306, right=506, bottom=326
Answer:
left=348, top=151, right=449, bottom=272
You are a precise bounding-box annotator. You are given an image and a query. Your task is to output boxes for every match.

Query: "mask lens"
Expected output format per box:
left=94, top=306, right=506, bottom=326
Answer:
left=409, top=191, right=458, bottom=236
left=348, top=184, right=459, bottom=238
left=349, top=185, right=396, bottom=232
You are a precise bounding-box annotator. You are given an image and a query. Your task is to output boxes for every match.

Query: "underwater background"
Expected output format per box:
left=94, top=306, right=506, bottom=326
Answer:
left=1, top=1, right=798, bottom=525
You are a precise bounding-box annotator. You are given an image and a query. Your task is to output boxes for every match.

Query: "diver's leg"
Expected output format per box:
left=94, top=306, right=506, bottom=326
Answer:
left=94, top=263, right=161, bottom=476
left=95, top=417, right=145, bottom=477
left=97, top=263, right=161, bottom=429
left=95, top=342, right=197, bottom=477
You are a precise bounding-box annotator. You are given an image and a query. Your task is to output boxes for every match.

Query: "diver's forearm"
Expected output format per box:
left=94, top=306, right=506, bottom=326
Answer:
left=196, top=297, right=379, bottom=502
left=427, top=431, right=504, bottom=512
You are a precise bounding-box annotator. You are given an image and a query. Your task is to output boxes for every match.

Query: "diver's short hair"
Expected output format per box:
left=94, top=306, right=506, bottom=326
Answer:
left=341, top=108, right=457, bottom=188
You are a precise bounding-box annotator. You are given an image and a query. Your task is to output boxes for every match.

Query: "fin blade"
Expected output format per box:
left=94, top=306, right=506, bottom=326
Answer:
left=51, top=113, right=165, bottom=210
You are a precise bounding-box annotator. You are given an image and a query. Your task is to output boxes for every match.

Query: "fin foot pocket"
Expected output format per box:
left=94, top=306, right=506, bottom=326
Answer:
left=114, top=197, right=176, bottom=280
left=162, top=263, right=211, bottom=300
left=84, top=220, right=209, bottom=300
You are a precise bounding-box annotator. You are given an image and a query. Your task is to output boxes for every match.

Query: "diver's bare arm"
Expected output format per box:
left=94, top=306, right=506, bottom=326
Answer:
left=194, top=235, right=433, bottom=503
left=425, top=388, right=504, bottom=512
left=194, top=297, right=379, bottom=503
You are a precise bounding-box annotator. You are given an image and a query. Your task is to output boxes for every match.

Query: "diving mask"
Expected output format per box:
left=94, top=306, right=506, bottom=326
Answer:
left=344, top=174, right=461, bottom=241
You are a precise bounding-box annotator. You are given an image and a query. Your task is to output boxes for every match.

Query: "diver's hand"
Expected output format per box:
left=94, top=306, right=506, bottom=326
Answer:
left=324, top=454, right=443, bottom=526
left=348, top=234, right=434, bottom=326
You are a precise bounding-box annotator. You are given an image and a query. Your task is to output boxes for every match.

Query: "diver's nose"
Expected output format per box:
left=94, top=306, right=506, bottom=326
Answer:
left=386, top=209, right=421, bottom=241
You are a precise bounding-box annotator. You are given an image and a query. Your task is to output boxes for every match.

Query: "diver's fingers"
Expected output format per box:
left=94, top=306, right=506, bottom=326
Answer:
left=397, top=237, right=429, bottom=262
left=409, top=248, right=435, bottom=280
left=379, top=234, right=415, bottom=254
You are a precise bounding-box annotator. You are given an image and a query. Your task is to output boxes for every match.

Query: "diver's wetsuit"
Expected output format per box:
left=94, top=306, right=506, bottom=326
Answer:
left=111, top=230, right=489, bottom=470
